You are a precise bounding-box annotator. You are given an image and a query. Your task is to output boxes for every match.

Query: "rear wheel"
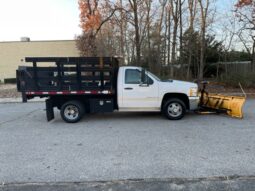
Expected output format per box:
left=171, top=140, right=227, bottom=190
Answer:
left=60, top=101, right=85, bottom=123
left=163, top=98, right=186, bottom=120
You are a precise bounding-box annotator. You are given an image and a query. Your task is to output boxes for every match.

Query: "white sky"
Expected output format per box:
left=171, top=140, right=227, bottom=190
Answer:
left=0, top=0, right=81, bottom=41
left=0, top=0, right=245, bottom=51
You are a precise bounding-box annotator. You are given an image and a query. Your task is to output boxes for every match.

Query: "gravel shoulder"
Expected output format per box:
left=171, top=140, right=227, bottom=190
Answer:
left=0, top=84, right=20, bottom=98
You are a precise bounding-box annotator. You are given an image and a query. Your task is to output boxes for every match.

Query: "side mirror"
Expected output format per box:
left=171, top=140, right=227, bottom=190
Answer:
left=140, top=68, right=149, bottom=86
left=141, top=68, right=146, bottom=83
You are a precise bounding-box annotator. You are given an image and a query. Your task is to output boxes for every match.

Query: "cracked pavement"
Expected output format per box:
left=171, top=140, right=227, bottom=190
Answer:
left=0, top=100, right=255, bottom=184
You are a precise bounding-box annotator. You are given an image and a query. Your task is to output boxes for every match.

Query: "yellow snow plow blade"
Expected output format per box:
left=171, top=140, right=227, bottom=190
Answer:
left=201, top=94, right=246, bottom=118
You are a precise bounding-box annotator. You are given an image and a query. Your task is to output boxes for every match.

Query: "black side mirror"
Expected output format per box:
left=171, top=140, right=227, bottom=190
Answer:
left=141, top=68, right=146, bottom=84
left=140, top=68, right=150, bottom=87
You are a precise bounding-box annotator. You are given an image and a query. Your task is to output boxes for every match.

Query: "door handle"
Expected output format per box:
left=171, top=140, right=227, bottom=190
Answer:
left=124, top=87, right=133, bottom=90
left=139, top=84, right=149, bottom=87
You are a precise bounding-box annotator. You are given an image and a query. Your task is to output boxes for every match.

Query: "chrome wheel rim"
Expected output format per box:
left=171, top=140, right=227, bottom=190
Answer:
left=64, top=105, right=79, bottom=120
left=167, top=103, right=182, bottom=117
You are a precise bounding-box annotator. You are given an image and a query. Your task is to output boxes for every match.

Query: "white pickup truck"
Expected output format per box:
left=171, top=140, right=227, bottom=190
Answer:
left=17, top=57, right=199, bottom=123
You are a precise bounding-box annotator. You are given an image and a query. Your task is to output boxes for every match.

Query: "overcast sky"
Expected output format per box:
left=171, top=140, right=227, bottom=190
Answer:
left=0, top=0, right=236, bottom=42
left=0, top=0, right=81, bottom=41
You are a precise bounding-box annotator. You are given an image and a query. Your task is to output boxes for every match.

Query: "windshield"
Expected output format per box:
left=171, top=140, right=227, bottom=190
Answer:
left=147, top=71, right=161, bottom=81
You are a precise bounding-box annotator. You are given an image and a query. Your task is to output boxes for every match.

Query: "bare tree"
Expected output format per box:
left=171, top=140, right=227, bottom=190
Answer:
left=186, top=0, right=198, bottom=79
left=166, top=3, right=172, bottom=71
left=119, top=0, right=125, bottom=64
left=145, top=0, right=152, bottom=69
left=128, top=0, right=141, bottom=65
left=178, top=0, right=185, bottom=76
left=75, top=0, right=252, bottom=82
left=170, top=0, right=180, bottom=76
left=198, top=0, right=210, bottom=80
left=156, top=0, right=167, bottom=73
left=235, top=0, right=255, bottom=71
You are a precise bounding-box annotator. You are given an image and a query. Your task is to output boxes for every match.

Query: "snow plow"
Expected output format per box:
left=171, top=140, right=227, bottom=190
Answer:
left=198, top=82, right=246, bottom=119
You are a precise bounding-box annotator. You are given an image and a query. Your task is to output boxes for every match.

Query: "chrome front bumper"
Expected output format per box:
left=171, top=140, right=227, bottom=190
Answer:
left=189, top=96, right=200, bottom=110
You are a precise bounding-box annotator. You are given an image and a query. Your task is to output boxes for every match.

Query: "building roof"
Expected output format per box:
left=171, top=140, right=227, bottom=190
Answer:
left=0, top=39, right=76, bottom=43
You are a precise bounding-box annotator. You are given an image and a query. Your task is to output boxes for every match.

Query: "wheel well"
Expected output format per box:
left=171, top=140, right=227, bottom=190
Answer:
left=50, top=96, right=89, bottom=110
left=161, top=93, right=190, bottom=110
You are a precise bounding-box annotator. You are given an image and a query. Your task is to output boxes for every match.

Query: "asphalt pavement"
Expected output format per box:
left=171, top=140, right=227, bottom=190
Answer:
left=0, top=100, right=255, bottom=185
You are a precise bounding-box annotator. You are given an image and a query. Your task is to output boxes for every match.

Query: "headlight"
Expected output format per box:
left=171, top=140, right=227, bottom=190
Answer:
left=189, top=87, right=198, bottom=97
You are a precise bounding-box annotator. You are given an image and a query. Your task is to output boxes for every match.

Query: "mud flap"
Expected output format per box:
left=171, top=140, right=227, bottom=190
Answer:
left=21, top=91, right=27, bottom=103
left=46, top=99, right=54, bottom=121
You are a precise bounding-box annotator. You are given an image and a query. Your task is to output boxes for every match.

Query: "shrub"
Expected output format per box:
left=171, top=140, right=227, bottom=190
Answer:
left=4, top=78, right=17, bottom=84
left=219, top=72, right=255, bottom=88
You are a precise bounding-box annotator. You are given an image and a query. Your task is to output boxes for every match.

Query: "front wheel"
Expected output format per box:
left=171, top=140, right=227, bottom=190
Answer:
left=163, top=98, right=186, bottom=120
left=60, top=101, right=85, bottom=123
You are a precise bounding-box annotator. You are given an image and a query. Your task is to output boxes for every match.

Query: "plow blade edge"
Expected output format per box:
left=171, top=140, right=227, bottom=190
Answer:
left=202, top=94, right=246, bottom=118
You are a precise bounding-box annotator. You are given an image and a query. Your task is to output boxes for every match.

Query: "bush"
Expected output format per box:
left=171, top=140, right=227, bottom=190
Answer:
left=4, top=78, right=16, bottom=84
left=219, top=72, right=255, bottom=88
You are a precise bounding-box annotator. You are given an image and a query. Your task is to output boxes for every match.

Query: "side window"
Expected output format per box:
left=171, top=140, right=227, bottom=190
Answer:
left=125, top=69, right=141, bottom=84
left=147, top=77, right=154, bottom=85
left=143, top=72, right=154, bottom=85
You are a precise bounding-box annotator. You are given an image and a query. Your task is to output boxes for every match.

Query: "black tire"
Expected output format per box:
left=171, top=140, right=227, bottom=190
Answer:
left=162, top=98, right=186, bottom=120
left=60, top=100, right=85, bottom=123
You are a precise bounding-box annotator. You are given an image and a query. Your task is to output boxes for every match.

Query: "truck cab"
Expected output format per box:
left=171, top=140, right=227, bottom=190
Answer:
left=117, top=66, right=199, bottom=119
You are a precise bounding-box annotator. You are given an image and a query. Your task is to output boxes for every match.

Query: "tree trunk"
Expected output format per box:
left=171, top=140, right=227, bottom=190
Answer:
left=252, top=37, right=255, bottom=72
left=163, top=9, right=168, bottom=70
left=157, top=0, right=166, bottom=75
left=133, top=0, right=141, bottom=66
left=171, top=23, right=178, bottom=76
left=198, top=0, right=209, bottom=80
left=199, top=33, right=205, bottom=80
left=146, top=0, right=152, bottom=70
left=170, top=0, right=179, bottom=77
left=187, top=51, right=192, bottom=79
left=120, top=0, right=125, bottom=65
left=186, top=0, right=197, bottom=79
left=167, top=9, right=172, bottom=76
left=179, top=0, right=184, bottom=77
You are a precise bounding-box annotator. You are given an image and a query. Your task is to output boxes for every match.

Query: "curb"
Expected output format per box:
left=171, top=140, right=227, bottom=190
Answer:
left=1, top=176, right=255, bottom=191
left=0, top=98, right=46, bottom=104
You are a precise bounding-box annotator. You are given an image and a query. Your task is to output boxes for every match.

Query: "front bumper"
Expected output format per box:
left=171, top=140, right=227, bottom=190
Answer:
left=189, top=96, right=200, bottom=110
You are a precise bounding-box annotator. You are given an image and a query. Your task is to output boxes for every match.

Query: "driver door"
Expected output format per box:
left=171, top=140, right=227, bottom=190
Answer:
left=121, top=68, right=159, bottom=110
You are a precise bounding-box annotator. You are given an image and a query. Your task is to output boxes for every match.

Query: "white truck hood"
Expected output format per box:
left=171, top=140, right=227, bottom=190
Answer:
left=158, top=79, right=198, bottom=96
